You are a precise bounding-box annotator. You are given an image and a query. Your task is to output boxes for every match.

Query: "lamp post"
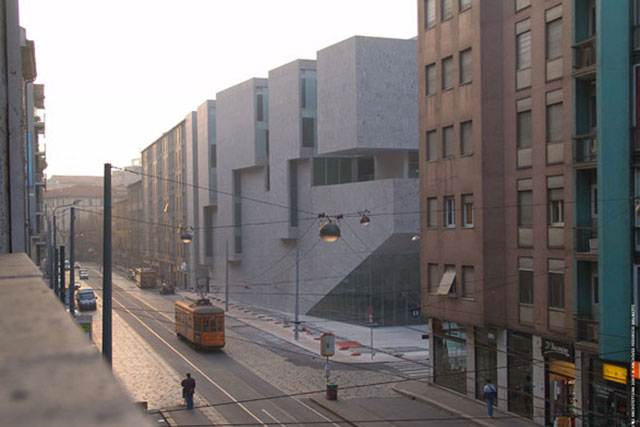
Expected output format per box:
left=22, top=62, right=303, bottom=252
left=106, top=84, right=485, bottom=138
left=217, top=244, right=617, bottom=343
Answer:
left=51, top=200, right=80, bottom=298
left=180, top=226, right=193, bottom=290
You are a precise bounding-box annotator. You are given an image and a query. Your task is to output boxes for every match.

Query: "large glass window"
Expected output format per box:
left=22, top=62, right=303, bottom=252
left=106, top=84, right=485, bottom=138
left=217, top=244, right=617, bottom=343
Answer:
left=442, top=56, right=453, bottom=90
left=408, top=152, right=419, bottom=178
left=357, top=157, right=375, bottom=182
left=313, top=157, right=353, bottom=186
left=426, top=130, right=437, bottom=161
left=508, top=331, right=533, bottom=419
left=433, top=319, right=467, bottom=394
left=475, top=328, right=497, bottom=401
left=459, top=48, right=472, bottom=84
left=426, top=63, right=437, bottom=96
left=443, top=125, right=454, bottom=158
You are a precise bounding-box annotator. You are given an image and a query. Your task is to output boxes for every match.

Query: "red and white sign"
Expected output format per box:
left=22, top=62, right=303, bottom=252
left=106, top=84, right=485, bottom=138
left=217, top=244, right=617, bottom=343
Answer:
left=320, top=333, right=335, bottom=357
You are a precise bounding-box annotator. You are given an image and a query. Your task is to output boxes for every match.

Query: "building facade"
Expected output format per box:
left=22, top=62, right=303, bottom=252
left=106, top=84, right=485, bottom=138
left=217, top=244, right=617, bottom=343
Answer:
left=200, top=36, right=420, bottom=326
left=418, top=0, right=579, bottom=424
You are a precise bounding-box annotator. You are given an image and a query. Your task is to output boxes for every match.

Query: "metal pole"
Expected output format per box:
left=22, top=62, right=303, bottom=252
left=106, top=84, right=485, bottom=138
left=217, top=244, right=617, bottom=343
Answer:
left=294, top=242, right=299, bottom=341
left=59, top=245, right=65, bottom=304
left=47, top=216, right=52, bottom=288
left=225, top=240, right=229, bottom=312
left=53, top=216, right=58, bottom=293
left=102, top=163, right=112, bottom=366
left=69, top=207, right=75, bottom=318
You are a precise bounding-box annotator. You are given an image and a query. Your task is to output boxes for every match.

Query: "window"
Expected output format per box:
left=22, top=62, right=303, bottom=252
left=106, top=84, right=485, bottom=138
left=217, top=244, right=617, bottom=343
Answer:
left=460, top=121, right=473, bottom=155
left=591, top=184, right=598, bottom=218
left=462, top=266, right=474, bottom=298
left=256, top=94, right=264, bottom=122
left=459, top=48, right=472, bottom=84
left=427, top=130, right=437, bottom=161
left=233, top=170, right=242, bottom=254
left=459, top=0, right=471, bottom=12
left=210, top=146, right=217, bottom=167
left=357, top=157, right=375, bottom=182
left=515, top=0, right=531, bottom=11
left=312, top=157, right=352, bottom=186
left=518, top=260, right=533, bottom=305
left=437, top=265, right=456, bottom=295
left=517, top=31, right=531, bottom=70
left=204, top=206, right=214, bottom=257
left=443, top=125, right=454, bottom=157
left=408, top=152, right=419, bottom=178
left=302, top=117, right=316, bottom=148
left=428, top=263, right=439, bottom=293
left=546, top=102, right=563, bottom=143
left=445, top=196, right=455, bottom=227
left=518, top=190, right=532, bottom=227
left=426, top=63, right=437, bottom=96
left=548, top=260, right=565, bottom=309
left=548, top=188, right=564, bottom=226
left=289, top=161, right=298, bottom=227
left=427, top=197, right=438, bottom=227
left=517, top=109, right=532, bottom=149
left=462, top=194, right=473, bottom=227
left=441, top=0, right=453, bottom=21
left=425, top=0, right=436, bottom=29
left=442, top=56, right=453, bottom=90
left=546, top=19, right=562, bottom=61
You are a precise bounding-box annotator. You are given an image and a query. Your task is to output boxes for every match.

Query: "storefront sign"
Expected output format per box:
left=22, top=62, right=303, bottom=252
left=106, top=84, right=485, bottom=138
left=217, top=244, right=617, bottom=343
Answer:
left=542, top=338, right=574, bottom=362
left=603, top=363, right=627, bottom=385
left=633, top=361, right=640, bottom=380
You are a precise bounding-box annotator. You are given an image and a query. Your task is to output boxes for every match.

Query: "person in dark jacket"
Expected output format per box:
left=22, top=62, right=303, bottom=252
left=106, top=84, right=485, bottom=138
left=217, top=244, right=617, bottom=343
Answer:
left=181, top=373, right=196, bottom=409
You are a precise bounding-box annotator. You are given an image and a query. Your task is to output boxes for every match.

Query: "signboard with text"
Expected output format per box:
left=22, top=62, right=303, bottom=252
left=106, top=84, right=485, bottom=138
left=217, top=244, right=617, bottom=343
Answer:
left=320, top=333, right=335, bottom=357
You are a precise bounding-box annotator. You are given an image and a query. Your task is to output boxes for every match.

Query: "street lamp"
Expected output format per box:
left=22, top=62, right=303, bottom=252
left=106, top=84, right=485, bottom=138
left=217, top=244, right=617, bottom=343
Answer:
left=359, top=210, right=371, bottom=226
left=180, top=226, right=194, bottom=244
left=50, top=199, right=81, bottom=298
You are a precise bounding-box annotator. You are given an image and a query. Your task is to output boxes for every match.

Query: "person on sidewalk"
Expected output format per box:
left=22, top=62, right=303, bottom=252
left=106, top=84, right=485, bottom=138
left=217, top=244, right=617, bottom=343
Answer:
left=181, top=373, right=196, bottom=409
left=482, top=378, right=497, bottom=418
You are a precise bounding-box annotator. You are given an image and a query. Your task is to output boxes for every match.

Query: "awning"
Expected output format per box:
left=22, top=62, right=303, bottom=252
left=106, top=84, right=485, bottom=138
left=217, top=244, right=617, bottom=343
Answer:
left=436, top=268, right=456, bottom=295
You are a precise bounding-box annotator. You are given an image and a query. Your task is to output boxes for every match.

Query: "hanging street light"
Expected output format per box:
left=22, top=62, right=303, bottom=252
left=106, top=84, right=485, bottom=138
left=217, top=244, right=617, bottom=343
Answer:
left=180, top=226, right=194, bottom=244
left=359, top=210, right=371, bottom=226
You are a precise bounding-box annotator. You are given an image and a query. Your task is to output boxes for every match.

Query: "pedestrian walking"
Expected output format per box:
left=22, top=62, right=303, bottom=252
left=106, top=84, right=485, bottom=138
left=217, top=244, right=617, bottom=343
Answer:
left=483, top=378, right=497, bottom=418
left=181, top=373, right=196, bottom=409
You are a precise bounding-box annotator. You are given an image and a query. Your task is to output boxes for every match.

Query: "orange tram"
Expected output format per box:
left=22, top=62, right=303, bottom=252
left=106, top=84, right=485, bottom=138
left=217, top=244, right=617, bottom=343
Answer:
left=175, top=298, right=225, bottom=350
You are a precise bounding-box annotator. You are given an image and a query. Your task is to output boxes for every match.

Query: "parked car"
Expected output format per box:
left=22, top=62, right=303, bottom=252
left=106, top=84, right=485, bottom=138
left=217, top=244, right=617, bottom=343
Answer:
left=79, top=269, right=89, bottom=280
left=159, top=283, right=175, bottom=295
left=74, top=262, right=81, bottom=269
left=76, top=288, right=97, bottom=311
left=64, top=260, right=70, bottom=271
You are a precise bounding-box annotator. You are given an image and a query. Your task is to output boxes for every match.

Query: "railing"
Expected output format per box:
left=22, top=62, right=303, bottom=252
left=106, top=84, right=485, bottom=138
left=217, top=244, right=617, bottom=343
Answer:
left=573, top=134, right=597, bottom=164
left=575, top=316, right=599, bottom=344
left=574, top=226, right=598, bottom=253
left=572, top=37, right=596, bottom=77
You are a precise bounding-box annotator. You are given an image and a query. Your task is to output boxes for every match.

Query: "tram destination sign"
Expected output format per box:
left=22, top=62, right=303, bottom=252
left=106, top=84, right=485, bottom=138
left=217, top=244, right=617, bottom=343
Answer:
left=542, top=338, right=574, bottom=361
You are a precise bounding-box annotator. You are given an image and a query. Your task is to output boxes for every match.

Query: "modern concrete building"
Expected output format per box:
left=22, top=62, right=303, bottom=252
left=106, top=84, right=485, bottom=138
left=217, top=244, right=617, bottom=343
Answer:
left=418, top=0, right=577, bottom=424
left=203, top=36, right=420, bottom=327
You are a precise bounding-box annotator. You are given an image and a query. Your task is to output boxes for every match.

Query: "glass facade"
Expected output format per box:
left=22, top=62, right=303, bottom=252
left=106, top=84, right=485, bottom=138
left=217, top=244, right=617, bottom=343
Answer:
left=308, top=253, right=420, bottom=326
left=433, top=319, right=467, bottom=394
left=475, top=328, right=497, bottom=400
left=508, top=331, right=533, bottom=418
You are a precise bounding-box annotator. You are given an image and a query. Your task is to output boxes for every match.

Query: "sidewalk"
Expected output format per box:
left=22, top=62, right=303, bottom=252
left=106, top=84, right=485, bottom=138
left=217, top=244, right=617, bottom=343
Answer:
left=393, top=380, right=535, bottom=427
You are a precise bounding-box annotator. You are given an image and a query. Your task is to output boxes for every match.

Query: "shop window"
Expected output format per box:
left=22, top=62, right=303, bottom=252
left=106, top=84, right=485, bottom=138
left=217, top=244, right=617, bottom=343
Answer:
left=433, top=319, right=467, bottom=394
left=507, top=331, right=533, bottom=418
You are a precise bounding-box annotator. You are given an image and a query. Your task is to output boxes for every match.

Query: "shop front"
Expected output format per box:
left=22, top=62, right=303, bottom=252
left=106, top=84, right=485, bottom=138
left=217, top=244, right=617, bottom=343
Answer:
left=582, top=356, right=630, bottom=426
left=542, top=338, right=576, bottom=425
left=508, top=331, right=533, bottom=419
left=475, top=327, right=497, bottom=401
left=433, top=319, right=467, bottom=394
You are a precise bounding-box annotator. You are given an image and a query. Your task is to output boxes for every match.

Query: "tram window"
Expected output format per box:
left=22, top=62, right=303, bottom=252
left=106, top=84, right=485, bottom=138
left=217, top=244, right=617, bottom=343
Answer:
left=217, top=317, right=224, bottom=332
left=210, top=319, right=216, bottom=332
left=202, top=318, right=209, bottom=332
left=195, top=317, right=201, bottom=331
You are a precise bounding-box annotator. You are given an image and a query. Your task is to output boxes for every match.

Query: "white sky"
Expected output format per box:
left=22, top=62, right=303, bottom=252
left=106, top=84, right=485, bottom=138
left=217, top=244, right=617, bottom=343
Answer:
left=19, top=0, right=417, bottom=177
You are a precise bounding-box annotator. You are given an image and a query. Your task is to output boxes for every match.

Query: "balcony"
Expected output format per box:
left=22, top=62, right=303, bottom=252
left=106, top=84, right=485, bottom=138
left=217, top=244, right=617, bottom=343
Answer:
left=575, top=316, right=599, bottom=344
left=572, top=37, right=596, bottom=80
left=574, top=226, right=598, bottom=256
left=573, top=134, right=597, bottom=167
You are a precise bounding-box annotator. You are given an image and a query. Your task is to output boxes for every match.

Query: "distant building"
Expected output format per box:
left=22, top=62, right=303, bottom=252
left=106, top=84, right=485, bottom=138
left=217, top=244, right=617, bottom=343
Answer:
left=48, top=175, right=103, bottom=190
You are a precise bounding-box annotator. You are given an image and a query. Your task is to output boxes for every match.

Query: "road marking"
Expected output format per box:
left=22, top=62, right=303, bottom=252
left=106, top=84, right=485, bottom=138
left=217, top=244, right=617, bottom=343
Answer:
left=261, top=409, right=285, bottom=427
left=292, top=398, right=342, bottom=427
left=111, top=293, right=268, bottom=427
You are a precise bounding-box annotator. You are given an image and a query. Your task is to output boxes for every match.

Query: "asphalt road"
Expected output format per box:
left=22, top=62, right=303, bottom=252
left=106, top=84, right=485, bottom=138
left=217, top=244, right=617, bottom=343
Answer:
left=79, top=265, right=344, bottom=427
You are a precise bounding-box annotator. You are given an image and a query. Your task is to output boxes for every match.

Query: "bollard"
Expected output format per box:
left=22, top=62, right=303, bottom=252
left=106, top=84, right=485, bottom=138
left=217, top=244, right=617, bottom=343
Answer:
left=326, top=383, right=338, bottom=400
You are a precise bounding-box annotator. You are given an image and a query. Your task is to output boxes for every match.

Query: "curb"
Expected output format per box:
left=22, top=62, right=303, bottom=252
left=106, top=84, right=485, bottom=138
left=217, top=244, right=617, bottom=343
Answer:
left=392, top=385, right=492, bottom=427
left=308, top=396, right=359, bottom=427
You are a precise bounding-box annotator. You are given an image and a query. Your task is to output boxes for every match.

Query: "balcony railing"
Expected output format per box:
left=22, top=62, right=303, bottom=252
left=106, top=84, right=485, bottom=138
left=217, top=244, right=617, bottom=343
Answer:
left=575, top=316, right=599, bottom=344
left=572, top=37, right=596, bottom=79
left=573, top=134, right=597, bottom=165
left=574, top=226, right=598, bottom=254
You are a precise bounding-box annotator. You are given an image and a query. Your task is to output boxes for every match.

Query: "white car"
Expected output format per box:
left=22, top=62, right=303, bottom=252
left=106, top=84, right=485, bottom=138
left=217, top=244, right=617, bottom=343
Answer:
left=79, top=269, right=89, bottom=280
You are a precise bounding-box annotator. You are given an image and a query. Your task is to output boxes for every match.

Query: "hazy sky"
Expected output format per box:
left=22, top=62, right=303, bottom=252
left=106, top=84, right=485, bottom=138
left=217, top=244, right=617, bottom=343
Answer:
left=19, top=1, right=417, bottom=177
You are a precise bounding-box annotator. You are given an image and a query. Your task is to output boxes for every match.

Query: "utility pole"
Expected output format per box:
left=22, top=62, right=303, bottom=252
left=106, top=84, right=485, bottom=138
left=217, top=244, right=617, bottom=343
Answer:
left=53, top=216, right=58, bottom=293
left=46, top=216, right=52, bottom=288
left=225, top=240, right=229, bottom=312
left=69, top=207, right=75, bottom=318
left=59, top=245, right=65, bottom=304
left=102, top=163, right=112, bottom=366
left=294, top=242, right=300, bottom=341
